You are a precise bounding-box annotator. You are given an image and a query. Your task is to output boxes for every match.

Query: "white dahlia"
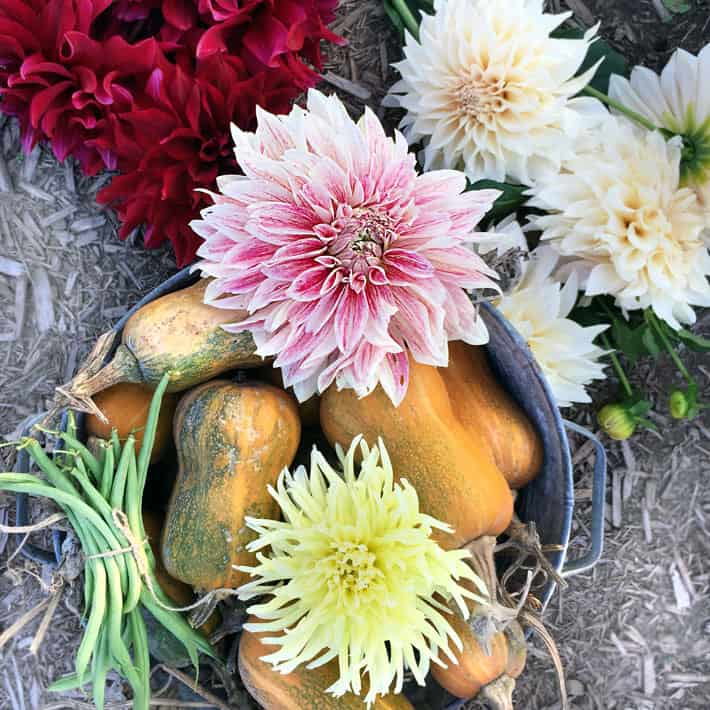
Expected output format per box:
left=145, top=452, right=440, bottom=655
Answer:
left=609, top=44, right=710, bottom=218
left=385, top=0, right=606, bottom=185
left=476, top=214, right=528, bottom=258
left=528, top=116, right=710, bottom=329
left=496, top=246, right=608, bottom=407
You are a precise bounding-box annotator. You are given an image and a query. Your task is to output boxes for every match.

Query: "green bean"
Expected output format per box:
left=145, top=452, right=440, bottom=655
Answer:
left=91, top=628, right=110, bottom=710
left=128, top=607, right=151, bottom=710
left=47, top=673, right=87, bottom=693
left=75, top=558, right=106, bottom=679
left=104, top=555, right=143, bottom=696
left=121, top=453, right=143, bottom=615
left=99, top=442, right=115, bottom=500
left=19, top=440, right=79, bottom=497
left=111, top=429, right=122, bottom=461
left=110, top=436, right=135, bottom=511
left=55, top=430, right=102, bottom=480
left=136, top=373, right=169, bottom=490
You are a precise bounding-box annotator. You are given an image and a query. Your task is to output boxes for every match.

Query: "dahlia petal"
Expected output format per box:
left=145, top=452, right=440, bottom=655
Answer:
left=378, top=351, right=410, bottom=407
left=334, top=287, right=369, bottom=354
left=288, top=265, right=330, bottom=301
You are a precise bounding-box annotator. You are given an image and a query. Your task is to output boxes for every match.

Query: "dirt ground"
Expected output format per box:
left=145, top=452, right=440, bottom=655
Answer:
left=1, top=1, right=709, bottom=708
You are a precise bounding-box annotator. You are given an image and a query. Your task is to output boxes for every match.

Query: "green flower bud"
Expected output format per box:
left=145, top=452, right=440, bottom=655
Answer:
left=669, top=389, right=690, bottom=419
left=597, top=403, right=636, bottom=441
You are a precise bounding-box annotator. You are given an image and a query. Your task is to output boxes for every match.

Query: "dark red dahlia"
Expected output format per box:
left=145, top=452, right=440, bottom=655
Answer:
left=0, top=0, right=159, bottom=173
left=0, top=0, right=342, bottom=264
left=97, top=54, right=305, bottom=266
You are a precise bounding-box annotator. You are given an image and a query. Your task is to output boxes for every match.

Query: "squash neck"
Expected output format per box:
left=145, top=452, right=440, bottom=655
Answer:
left=480, top=674, right=515, bottom=710
left=78, top=344, right=143, bottom=396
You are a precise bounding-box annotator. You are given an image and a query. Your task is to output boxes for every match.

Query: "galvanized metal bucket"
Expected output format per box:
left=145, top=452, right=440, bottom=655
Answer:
left=14, top=267, right=606, bottom=701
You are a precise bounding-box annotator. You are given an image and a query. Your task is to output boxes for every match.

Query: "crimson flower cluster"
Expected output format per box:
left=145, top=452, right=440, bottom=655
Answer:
left=0, top=0, right=340, bottom=265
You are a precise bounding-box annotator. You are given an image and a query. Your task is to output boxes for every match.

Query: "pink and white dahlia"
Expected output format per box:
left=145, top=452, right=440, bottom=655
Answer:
left=192, top=90, right=499, bottom=405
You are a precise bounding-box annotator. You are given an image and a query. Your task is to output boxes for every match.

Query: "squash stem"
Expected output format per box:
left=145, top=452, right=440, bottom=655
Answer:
left=74, top=345, right=143, bottom=404
left=480, top=674, right=515, bottom=710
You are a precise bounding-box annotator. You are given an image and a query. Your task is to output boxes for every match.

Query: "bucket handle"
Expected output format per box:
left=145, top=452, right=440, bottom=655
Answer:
left=560, top=420, right=607, bottom=577
left=12, top=412, right=64, bottom=567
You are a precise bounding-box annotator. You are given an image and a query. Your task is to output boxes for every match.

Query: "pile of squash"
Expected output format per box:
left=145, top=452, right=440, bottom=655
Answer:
left=71, top=277, right=548, bottom=710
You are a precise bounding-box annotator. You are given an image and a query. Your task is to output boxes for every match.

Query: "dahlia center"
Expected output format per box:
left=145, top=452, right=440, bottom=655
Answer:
left=323, top=540, right=381, bottom=594
left=455, top=76, right=508, bottom=120
left=329, top=208, right=394, bottom=274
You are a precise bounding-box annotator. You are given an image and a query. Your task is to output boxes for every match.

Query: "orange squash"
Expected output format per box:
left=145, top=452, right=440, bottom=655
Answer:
left=86, top=383, right=177, bottom=463
left=441, top=342, right=543, bottom=489
left=162, top=380, right=301, bottom=591
left=431, top=604, right=526, bottom=704
left=239, top=624, right=414, bottom=709
left=142, top=511, right=218, bottom=636
left=320, top=358, right=513, bottom=549
left=260, top=366, right=320, bottom=428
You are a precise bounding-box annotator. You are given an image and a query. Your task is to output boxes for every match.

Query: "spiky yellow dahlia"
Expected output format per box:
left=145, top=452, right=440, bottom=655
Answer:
left=237, top=437, right=486, bottom=705
left=385, top=0, right=606, bottom=185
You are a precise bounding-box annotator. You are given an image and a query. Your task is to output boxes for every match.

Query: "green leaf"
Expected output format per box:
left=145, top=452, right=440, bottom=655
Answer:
left=628, top=399, right=653, bottom=418
left=610, top=319, right=649, bottom=364
left=470, top=179, right=528, bottom=225
left=383, top=0, right=405, bottom=33
left=641, top=326, right=663, bottom=358
left=663, top=0, right=691, bottom=14
left=675, top=327, right=710, bottom=352
left=553, top=28, right=629, bottom=93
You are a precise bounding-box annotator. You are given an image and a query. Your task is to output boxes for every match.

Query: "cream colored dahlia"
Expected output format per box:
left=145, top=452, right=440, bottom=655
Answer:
left=528, top=116, right=710, bottom=329
left=496, top=245, right=608, bottom=407
left=385, top=0, right=606, bottom=185
left=237, top=437, right=486, bottom=705
left=476, top=214, right=528, bottom=258
left=609, top=43, right=710, bottom=218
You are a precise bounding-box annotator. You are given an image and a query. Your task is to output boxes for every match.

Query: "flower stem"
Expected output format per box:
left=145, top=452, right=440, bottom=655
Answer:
left=391, top=0, right=420, bottom=38
left=600, top=333, right=633, bottom=398
left=582, top=86, right=659, bottom=133
left=645, top=310, right=695, bottom=387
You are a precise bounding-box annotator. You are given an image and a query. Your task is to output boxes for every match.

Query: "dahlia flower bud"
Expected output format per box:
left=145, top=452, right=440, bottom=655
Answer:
left=669, top=389, right=691, bottom=420
left=597, top=403, right=637, bottom=441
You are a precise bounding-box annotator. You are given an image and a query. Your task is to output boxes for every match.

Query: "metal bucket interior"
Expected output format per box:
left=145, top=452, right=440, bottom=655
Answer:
left=480, top=302, right=574, bottom=608
left=115, top=270, right=576, bottom=608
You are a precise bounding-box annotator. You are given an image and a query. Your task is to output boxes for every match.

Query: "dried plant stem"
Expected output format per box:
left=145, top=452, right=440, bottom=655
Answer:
left=463, top=536, right=519, bottom=646
left=520, top=610, right=569, bottom=710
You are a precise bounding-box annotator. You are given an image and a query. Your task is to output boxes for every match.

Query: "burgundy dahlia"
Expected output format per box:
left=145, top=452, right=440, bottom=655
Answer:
left=98, top=54, right=304, bottom=266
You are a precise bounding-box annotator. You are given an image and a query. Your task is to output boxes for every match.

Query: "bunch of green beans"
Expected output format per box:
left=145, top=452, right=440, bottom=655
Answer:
left=0, top=374, right=215, bottom=709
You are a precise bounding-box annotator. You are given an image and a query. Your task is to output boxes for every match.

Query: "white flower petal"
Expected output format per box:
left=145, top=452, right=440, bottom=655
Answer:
left=385, top=0, right=607, bottom=186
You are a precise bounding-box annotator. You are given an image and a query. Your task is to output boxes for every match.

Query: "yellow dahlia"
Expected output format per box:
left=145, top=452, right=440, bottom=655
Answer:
left=237, top=437, right=486, bottom=705
left=385, top=0, right=606, bottom=185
